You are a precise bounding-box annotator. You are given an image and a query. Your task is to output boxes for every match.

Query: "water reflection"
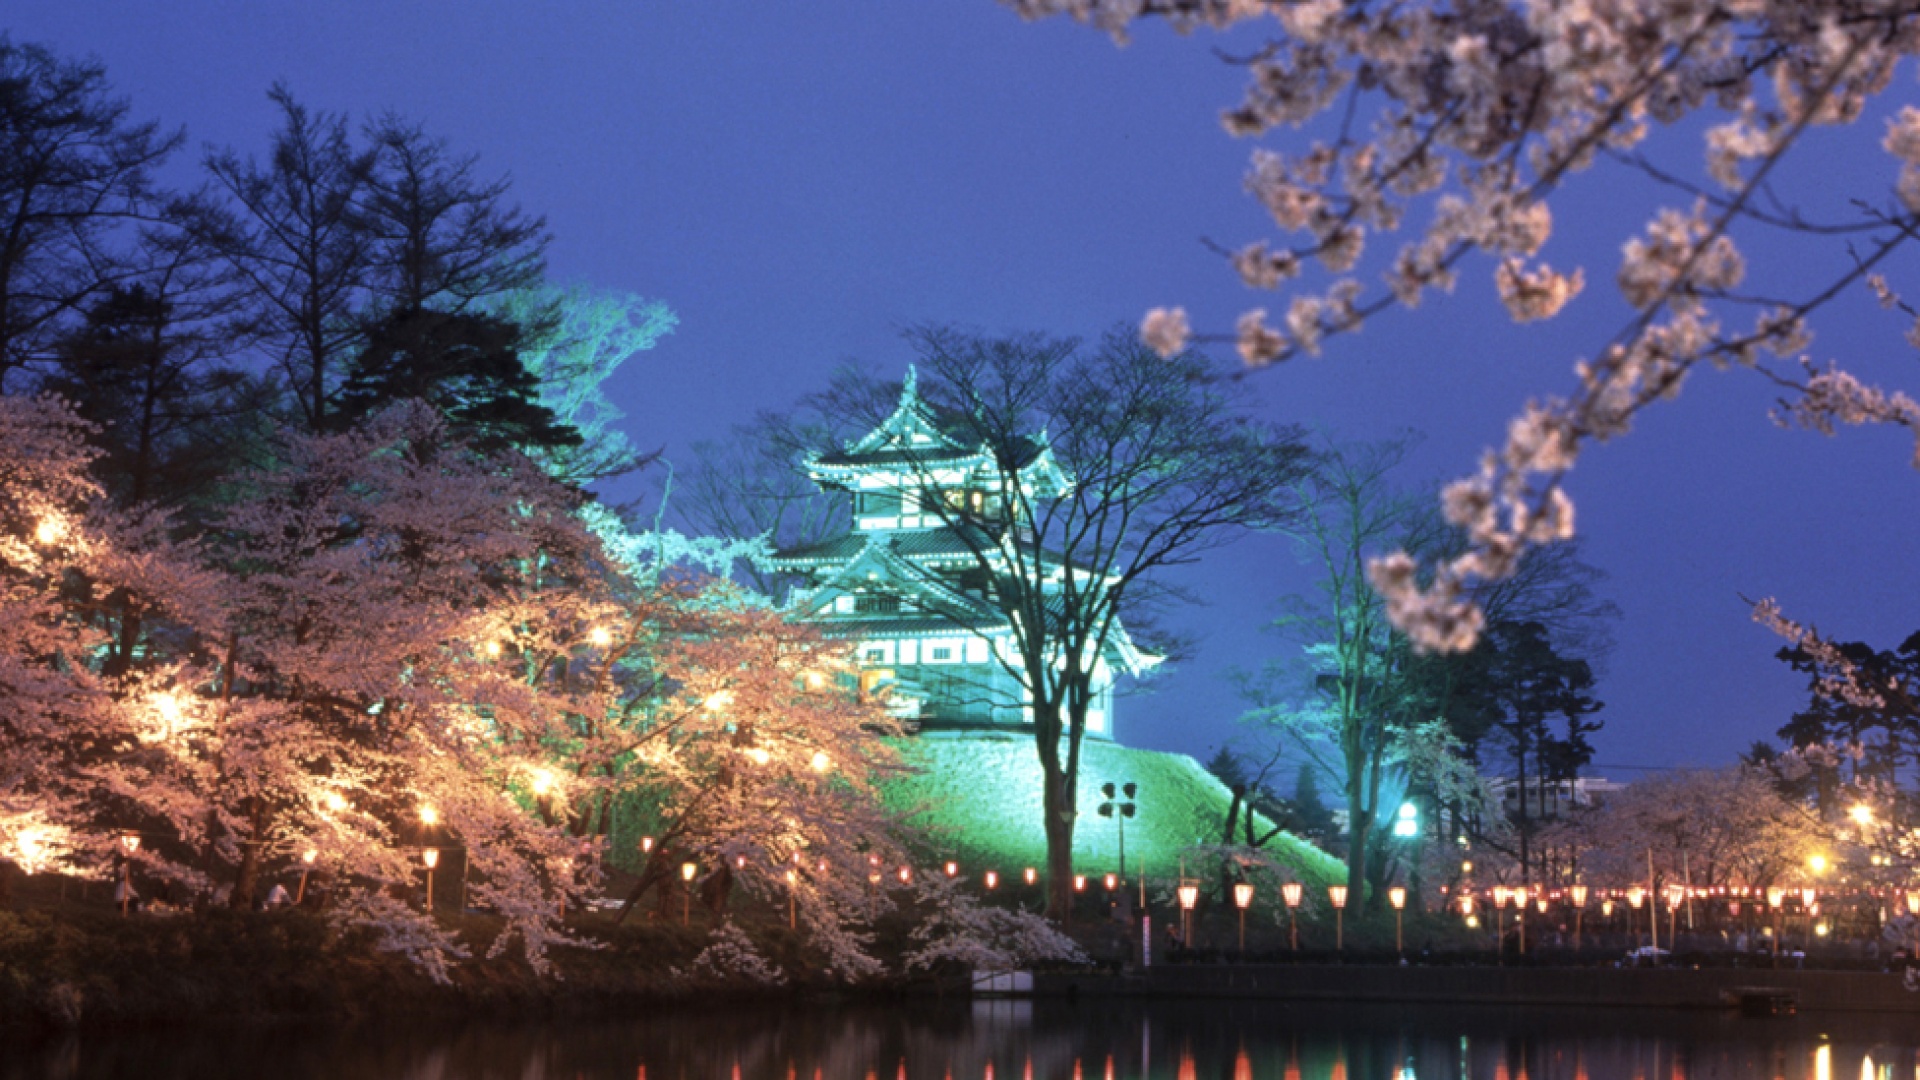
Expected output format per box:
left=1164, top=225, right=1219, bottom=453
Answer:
left=9, top=998, right=1919, bottom=1079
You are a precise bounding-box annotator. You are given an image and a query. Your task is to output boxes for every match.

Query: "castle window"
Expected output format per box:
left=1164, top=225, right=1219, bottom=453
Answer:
left=857, top=491, right=899, bottom=515
left=930, top=646, right=953, bottom=662
left=854, top=595, right=900, bottom=614
left=864, top=648, right=885, bottom=662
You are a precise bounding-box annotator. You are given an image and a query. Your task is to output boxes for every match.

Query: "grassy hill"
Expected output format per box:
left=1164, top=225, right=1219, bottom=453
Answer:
left=882, top=732, right=1342, bottom=886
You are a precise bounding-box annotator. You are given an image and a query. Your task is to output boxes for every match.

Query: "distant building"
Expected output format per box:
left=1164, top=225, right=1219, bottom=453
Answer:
left=1488, top=775, right=1628, bottom=818
left=768, top=369, right=1157, bottom=739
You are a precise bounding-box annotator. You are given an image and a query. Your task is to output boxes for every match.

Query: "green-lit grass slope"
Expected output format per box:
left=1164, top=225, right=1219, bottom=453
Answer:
left=882, top=732, right=1342, bottom=886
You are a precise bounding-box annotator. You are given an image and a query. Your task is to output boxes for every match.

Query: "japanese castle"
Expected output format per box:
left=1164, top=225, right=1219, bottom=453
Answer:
left=769, top=370, right=1157, bottom=739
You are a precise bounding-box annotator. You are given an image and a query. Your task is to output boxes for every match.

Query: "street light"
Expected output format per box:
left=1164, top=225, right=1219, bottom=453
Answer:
left=1570, top=884, right=1589, bottom=950
left=1389, top=887, right=1407, bottom=954
left=944, top=860, right=959, bottom=879
left=784, top=868, right=798, bottom=929
left=297, top=847, right=318, bottom=905
left=984, top=870, right=999, bottom=890
left=681, top=861, right=697, bottom=925
left=117, top=834, right=141, bottom=916
left=1176, top=882, right=1200, bottom=947
left=1281, top=881, right=1303, bottom=950
left=421, top=848, right=440, bottom=912
left=1233, top=881, right=1255, bottom=955
left=1391, top=801, right=1420, bottom=838
left=1104, top=872, right=1118, bottom=893
left=1328, top=885, right=1349, bottom=953
left=1097, top=782, right=1137, bottom=881
left=1024, top=867, right=1037, bottom=887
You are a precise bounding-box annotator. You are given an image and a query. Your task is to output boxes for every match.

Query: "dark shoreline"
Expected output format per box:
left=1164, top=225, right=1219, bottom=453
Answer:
left=7, top=903, right=1920, bottom=1035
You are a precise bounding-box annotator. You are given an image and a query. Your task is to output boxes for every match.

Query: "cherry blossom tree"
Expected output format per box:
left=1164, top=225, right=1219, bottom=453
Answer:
left=0, top=394, right=219, bottom=901
left=1007, top=0, right=1920, bottom=651
left=1568, top=766, right=1824, bottom=891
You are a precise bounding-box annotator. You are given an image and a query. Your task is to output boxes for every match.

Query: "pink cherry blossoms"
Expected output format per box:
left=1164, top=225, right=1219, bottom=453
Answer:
left=1010, top=0, right=1920, bottom=652
left=0, top=394, right=923, bottom=982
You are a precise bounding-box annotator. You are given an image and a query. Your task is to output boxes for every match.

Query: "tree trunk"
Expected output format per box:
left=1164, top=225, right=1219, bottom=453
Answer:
left=1036, top=703, right=1077, bottom=922
left=1515, top=730, right=1533, bottom=884
left=1346, top=782, right=1370, bottom=902
left=229, top=800, right=266, bottom=910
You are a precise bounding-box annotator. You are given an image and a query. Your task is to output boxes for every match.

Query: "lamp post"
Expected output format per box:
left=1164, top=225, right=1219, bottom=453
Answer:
left=681, top=861, right=698, bottom=925
left=1281, top=881, right=1303, bottom=950
left=1389, top=887, right=1407, bottom=955
left=1569, top=884, right=1589, bottom=951
left=1176, top=882, right=1199, bottom=948
left=1493, top=887, right=1509, bottom=959
left=1328, top=885, right=1349, bottom=954
left=1627, top=886, right=1646, bottom=948
left=1233, top=881, right=1255, bottom=955
left=1024, top=867, right=1037, bottom=888
left=1097, top=782, right=1137, bottom=882
left=117, top=834, right=140, bottom=916
left=785, top=868, right=797, bottom=929
left=296, top=847, right=317, bottom=905
left=985, top=870, right=999, bottom=891
left=1511, top=886, right=1528, bottom=956
left=421, top=848, right=440, bottom=912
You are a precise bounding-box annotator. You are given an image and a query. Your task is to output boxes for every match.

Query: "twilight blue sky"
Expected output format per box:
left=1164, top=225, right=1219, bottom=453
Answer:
left=11, top=2, right=1920, bottom=780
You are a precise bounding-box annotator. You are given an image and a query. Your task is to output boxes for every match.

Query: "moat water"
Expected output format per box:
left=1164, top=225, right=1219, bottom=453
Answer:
left=8, top=998, right=1917, bottom=1079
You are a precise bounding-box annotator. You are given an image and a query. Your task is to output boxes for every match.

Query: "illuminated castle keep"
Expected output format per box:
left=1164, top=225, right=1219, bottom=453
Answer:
left=769, top=370, right=1156, bottom=739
